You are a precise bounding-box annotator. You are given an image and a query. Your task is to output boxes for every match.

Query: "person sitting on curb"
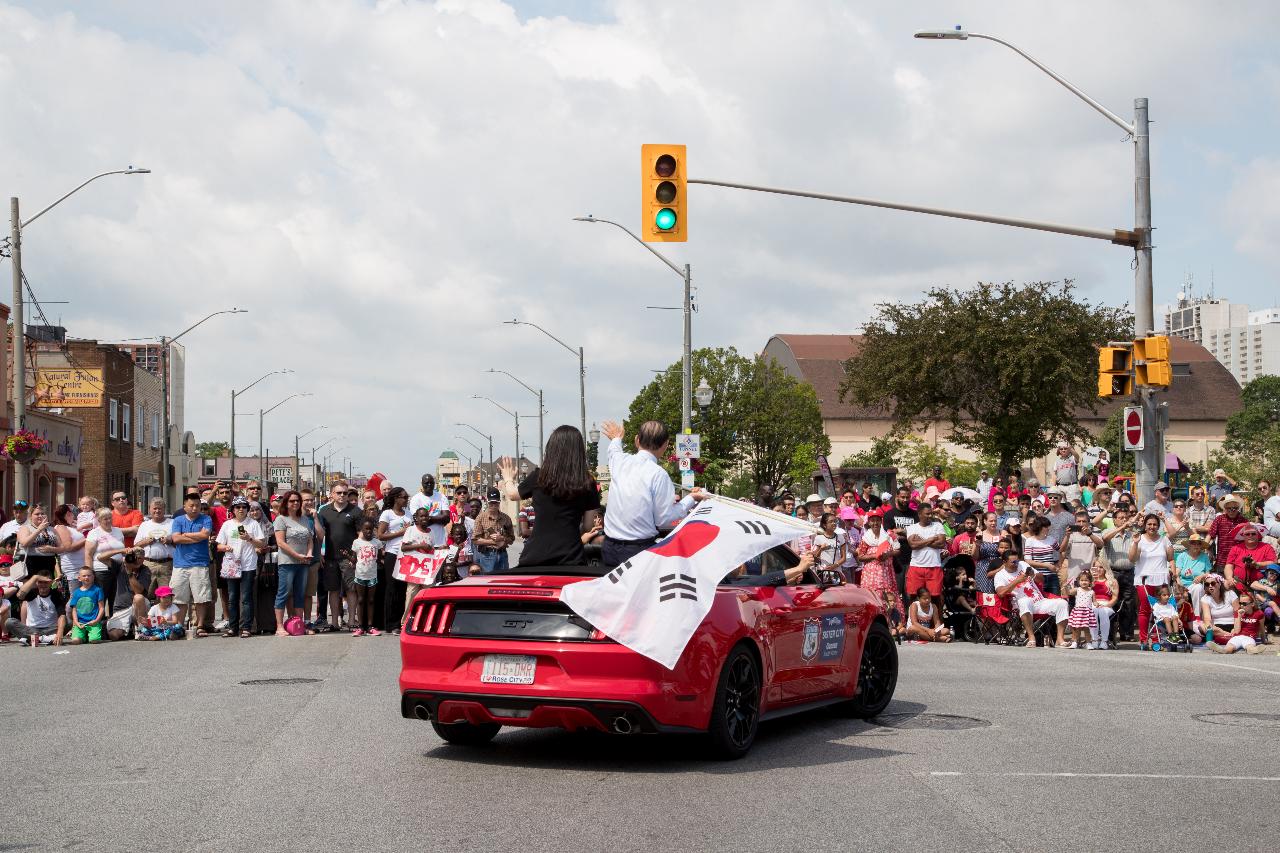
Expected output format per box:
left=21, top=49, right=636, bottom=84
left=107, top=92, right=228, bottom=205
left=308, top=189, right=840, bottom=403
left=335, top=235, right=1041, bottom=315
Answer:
left=3, top=574, right=66, bottom=647
left=138, top=586, right=185, bottom=641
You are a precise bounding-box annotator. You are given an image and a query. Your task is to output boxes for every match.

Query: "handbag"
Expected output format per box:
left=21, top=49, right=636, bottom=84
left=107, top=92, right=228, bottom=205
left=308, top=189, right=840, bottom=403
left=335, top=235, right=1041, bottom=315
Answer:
left=220, top=552, right=242, bottom=579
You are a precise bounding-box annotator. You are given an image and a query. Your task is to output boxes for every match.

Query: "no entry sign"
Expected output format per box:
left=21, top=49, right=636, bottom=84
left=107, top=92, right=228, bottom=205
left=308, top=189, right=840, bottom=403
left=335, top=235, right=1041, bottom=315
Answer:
left=1122, top=406, right=1144, bottom=451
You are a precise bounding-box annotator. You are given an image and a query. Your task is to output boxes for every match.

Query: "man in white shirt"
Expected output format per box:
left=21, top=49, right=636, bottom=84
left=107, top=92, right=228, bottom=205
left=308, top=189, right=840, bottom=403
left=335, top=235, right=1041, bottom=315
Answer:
left=1142, top=482, right=1175, bottom=519
left=904, top=504, right=948, bottom=598
left=408, top=474, right=450, bottom=548
left=0, top=500, right=29, bottom=545
left=599, top=419, right=707, bottom=567
left=135, top=497, right=174, bottom=596
left=975, top=470, right=994, bottom=503
left=993, top=552, right=1068, bottom=647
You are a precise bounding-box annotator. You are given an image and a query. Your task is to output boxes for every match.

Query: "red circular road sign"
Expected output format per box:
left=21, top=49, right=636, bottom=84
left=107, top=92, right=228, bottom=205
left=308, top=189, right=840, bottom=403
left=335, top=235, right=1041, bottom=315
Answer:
left=1124, top=409, right=1142, bottom=447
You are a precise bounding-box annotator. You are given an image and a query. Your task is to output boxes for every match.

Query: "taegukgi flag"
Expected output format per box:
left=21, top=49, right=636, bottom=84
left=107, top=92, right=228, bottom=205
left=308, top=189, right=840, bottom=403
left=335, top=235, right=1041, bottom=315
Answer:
left=559, top=495, right=818, bottom=669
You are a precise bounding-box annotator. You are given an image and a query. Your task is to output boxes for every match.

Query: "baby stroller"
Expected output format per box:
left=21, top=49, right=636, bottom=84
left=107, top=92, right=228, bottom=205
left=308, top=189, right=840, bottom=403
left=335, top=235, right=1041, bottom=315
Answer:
left=942, top=555, right=981, bottom=642
left=1142, top=589, right=1191, bottom=653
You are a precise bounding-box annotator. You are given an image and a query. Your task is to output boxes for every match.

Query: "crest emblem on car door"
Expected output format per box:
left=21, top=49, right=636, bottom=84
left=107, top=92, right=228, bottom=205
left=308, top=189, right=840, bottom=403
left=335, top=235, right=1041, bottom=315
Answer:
left=802, top=617, right=820, bottom=661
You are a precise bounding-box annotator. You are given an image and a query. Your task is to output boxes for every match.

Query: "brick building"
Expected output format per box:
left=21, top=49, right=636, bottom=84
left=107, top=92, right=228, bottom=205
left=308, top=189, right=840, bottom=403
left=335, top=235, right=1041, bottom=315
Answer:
left=34, top=338, right=164, bottom=506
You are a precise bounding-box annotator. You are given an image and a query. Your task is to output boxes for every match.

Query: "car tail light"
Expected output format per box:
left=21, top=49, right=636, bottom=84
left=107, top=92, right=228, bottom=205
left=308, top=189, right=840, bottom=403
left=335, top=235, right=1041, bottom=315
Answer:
left=588, top=628, right=608, bottom=641
left=406, top=601, right=455, bottom=635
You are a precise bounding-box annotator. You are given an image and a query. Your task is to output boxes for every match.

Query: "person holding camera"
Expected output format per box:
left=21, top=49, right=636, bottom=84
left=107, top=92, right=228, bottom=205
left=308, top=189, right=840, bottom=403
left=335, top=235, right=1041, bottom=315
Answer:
left=1128, top=513, right=1175, bottom=648
left=135, top=498, right=174, bottom=597
left=105, top=546, right=151, bottom=641
left=215, top=497, right=268, bottom=638
left=1224, top=523, right=1275, bottom=593
left=1059, top=508, right=1103, bottom=592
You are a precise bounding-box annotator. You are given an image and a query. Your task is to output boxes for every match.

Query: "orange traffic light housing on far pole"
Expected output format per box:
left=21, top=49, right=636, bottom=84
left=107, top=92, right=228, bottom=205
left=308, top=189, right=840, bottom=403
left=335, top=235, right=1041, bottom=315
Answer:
left=1133, top=335, right=1172, bottom=388
left=1098, top=346, right=1133, bottom=398
left=641, top=144, right=687, bottom=242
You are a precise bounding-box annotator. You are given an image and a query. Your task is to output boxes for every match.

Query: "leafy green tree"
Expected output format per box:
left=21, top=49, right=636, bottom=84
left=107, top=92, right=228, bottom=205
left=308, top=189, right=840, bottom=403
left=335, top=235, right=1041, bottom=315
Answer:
left=839, top=280, right=1130, bottom=478
left=196, top=441, right=229, bottom=459
left=623, top=347, right=828, bottom=495
left=840, top=434, right=904, bottom=468
left=1225, top=375, right=1280, bottom=457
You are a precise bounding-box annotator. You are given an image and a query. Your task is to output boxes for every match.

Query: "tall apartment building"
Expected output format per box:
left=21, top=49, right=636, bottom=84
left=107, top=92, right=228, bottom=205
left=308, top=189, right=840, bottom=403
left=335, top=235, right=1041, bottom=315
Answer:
left=1164, top=293, right=1280, bottom=386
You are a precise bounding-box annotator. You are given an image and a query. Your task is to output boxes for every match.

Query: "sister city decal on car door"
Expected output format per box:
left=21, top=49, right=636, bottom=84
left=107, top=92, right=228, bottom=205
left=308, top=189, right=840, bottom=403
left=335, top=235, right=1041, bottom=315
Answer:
left=819, top=613, right=845, bottom=661
left=560, top=495, right=820, bottom=669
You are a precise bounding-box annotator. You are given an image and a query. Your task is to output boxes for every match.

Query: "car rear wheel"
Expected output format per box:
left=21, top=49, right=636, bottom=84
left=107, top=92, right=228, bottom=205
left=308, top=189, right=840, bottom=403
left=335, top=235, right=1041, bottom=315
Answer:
left=705, top=645, right=761, bottom=760
left=844, top=621, right=898, bottom=719
left=431, top=720, right=501, bottom=746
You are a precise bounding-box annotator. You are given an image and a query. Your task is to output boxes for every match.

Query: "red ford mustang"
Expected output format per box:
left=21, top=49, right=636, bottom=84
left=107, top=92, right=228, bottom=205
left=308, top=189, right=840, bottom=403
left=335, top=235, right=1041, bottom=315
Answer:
left=398, top=545, right=898, bottom=759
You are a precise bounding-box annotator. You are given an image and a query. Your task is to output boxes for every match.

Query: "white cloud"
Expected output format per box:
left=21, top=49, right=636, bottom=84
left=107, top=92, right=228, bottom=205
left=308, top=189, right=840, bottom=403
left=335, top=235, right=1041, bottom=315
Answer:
left=2, top=0, right=1276, bottom=489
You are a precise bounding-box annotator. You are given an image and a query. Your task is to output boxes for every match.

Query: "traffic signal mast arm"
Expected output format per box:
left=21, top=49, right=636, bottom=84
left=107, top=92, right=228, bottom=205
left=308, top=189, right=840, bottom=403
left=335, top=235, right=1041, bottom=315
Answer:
left=686, top=178, right=1139, bottom=247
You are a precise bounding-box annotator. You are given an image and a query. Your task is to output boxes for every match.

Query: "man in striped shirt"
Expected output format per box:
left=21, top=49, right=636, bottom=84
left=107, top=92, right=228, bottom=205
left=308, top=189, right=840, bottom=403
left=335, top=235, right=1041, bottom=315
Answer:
left=1209, top=494, right=1246, bottom=570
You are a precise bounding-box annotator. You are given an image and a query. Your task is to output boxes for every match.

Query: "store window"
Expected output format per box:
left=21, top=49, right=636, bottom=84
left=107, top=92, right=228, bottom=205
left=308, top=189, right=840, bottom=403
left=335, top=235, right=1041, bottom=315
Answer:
left=109, top=400, right=119, bottom=439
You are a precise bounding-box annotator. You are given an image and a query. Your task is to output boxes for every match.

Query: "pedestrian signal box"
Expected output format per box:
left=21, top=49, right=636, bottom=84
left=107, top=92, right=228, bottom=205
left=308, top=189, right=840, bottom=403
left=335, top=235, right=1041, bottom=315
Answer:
left=1133, top=335, right=1172, bottom=388
left=641, top=144, right=686, bottom=242
left=1097, top=346, right=1133, bottom=398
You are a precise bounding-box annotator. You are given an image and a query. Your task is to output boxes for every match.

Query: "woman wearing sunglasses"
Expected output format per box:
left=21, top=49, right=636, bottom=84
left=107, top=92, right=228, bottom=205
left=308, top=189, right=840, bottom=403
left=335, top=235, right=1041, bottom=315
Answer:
left=1198, top=574, right=1239, bottom=648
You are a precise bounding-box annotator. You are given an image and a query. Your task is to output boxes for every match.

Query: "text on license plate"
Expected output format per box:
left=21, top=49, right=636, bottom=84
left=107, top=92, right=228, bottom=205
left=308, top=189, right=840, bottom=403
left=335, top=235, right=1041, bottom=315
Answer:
left=480, top=654, right=537, bottom=684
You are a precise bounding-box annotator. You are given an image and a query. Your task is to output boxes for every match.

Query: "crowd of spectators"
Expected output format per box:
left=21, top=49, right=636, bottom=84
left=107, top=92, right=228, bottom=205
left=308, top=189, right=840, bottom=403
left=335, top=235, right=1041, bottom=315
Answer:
left=0, top=475, right=511, bottom=647
left=768, top=449, right=1280, bottom=653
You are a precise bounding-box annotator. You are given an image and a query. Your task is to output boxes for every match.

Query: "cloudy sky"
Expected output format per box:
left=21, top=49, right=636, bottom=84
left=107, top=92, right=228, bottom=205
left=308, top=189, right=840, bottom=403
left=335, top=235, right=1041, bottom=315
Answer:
left=3, top=1, right=1277, bottom=488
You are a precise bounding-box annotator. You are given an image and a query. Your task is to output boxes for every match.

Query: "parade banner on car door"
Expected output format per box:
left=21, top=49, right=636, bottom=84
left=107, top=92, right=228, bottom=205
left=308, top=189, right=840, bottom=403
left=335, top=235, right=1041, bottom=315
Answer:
left=560, top=495, right=818, bottom=669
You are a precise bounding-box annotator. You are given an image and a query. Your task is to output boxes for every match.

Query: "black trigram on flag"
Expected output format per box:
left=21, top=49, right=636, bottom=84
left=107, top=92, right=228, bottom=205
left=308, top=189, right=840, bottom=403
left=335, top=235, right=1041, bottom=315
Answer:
left=658, top=573, right=697, bottom=603
left=691, top=505, right=714, bottom=517
left=607, top=560, right=632, bottom=584
left=735, top=519, right=771, bottom=535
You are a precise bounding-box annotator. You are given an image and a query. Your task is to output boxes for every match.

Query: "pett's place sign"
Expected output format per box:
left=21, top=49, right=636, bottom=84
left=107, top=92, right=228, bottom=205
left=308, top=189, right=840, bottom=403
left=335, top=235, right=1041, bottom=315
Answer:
left=26, top=413, right=83, bottom=472
left=34, top=369, right=104, bottom=408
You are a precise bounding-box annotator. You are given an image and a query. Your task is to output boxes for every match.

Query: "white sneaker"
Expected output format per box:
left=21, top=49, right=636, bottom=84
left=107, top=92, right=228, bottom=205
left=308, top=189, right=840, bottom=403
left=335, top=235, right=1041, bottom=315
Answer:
left=1066, top=641, right=1078, bottom=649
left=213, top=619, right=229, bottom=631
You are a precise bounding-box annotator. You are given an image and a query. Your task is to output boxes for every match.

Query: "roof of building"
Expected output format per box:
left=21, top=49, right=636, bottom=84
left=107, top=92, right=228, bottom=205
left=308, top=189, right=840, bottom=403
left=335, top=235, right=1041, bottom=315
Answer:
left=438, top=450, right=458, bottom=459
left=763, top=333, right=1242, bottom=422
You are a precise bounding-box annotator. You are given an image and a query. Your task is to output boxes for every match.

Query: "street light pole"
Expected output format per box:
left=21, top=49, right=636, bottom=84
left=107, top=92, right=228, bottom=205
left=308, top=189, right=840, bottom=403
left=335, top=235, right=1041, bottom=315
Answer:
left=486, top=368, right=544, bottom=463
left=456, top=423, right=494, bottom=485
left=6, top=167, right=149, bottom=503
left=573, top=215, right=693, bottom=432
left=159, top=308, right=246, bottom=506
left=258, top=393, right=311, bottom=486
left=473, top=395, right=520, bottom=464
left=294, top=425, right=325, bottom=488
left=230, top=369, right=292, bottom=485
left=454, top=436, right=487, bottom=486
left=504, top=320, right=587, bottom=445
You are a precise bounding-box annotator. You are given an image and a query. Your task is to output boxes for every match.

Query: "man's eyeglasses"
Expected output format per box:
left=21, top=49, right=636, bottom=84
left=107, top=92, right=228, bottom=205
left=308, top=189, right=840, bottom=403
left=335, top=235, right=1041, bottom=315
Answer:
left=112, top=496, right=128, bottom=502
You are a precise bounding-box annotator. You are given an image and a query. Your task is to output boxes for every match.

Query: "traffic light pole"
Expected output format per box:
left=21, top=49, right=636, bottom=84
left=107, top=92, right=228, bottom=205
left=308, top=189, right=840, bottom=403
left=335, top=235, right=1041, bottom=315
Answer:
left=1132, top=98, right=1160, bottom=508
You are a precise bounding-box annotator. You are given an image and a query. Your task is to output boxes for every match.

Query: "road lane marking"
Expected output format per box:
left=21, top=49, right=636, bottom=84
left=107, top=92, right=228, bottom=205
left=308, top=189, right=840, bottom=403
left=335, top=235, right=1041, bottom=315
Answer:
left=1199, top=660, right=1280, bottom=677
left=927, top=771, right=1280, bottom=782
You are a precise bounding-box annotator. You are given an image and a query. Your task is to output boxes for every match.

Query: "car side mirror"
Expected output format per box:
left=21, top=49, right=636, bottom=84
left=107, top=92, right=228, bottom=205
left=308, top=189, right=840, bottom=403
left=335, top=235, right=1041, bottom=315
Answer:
left=815, top=569, right=845, bottom=588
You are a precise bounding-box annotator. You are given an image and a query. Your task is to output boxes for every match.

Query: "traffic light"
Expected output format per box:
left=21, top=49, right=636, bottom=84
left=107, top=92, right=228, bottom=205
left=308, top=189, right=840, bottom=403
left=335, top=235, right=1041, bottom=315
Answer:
left=641, top=143, right=686, bottom=242
left=1098, top=346, right=1133, bottom=398
left=1133, top=335, right=1172, bottom=388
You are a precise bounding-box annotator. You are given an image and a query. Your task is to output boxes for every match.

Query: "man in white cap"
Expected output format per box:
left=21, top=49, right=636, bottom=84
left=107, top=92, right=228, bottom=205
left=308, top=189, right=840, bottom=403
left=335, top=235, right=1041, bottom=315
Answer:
left=1208, top=469, right=1237, bottom=504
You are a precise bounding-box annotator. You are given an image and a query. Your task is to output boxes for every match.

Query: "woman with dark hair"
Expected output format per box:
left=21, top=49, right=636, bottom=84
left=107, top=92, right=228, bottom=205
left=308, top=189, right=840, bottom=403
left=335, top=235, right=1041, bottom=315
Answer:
left=52, top=504, right=86, bottom=593
left=272, top=490, right=312, bottom=635
left=377, top=486, right=412, bottom=632
left=498, top=425, right=600, bottom=568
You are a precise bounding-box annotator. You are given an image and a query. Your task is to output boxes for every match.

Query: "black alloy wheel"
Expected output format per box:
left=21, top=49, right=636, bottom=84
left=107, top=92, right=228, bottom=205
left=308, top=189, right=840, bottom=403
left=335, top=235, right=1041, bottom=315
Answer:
left=705, top=645, right=761, bottom=760
left=431, top=720, right=502, bottom=746
left=844, top=621, right=898, bottom=719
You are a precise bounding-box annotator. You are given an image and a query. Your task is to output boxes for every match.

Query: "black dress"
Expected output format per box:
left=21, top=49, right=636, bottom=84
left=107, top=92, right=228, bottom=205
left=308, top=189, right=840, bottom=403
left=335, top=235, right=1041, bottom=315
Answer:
left=515, top=468, right=601, bottom=568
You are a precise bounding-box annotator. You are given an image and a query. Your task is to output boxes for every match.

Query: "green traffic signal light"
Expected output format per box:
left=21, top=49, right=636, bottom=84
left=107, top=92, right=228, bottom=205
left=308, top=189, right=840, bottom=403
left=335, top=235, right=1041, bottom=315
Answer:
left=654, top=207, right=677, bottom=230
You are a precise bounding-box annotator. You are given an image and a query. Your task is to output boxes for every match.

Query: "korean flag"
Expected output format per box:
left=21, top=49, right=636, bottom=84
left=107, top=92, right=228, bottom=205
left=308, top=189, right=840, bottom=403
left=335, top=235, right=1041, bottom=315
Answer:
left=560, top=495, right=817, bottom=669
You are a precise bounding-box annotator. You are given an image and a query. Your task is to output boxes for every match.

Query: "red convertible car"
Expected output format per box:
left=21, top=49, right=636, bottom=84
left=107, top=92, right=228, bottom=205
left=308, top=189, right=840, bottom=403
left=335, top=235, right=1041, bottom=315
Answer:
left=398, top=545, right=898, bottom=759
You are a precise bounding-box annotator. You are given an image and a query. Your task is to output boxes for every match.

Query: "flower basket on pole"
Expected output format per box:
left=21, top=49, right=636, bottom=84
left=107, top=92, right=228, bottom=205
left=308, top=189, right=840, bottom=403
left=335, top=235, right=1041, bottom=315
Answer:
left=2, top=429, right=50, bottom=464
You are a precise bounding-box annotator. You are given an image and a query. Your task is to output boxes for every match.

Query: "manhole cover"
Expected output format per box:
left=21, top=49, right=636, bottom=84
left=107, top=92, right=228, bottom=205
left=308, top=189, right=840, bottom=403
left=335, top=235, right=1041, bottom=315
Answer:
left=873, top=713, right=991, bottom=731
left=239, top=677, right=322, bottom=686
left=1193, top=713, right=1280, bottom=729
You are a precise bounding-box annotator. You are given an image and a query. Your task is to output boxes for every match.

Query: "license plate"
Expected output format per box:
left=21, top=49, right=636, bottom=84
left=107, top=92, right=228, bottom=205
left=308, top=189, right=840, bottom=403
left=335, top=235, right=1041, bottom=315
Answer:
left=480, top=654, right=537, bottom=685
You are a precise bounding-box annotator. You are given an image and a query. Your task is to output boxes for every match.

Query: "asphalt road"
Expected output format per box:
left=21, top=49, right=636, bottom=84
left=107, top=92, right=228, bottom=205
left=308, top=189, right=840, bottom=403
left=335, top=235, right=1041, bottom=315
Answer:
left=6, top=635, right=1279, bottom=852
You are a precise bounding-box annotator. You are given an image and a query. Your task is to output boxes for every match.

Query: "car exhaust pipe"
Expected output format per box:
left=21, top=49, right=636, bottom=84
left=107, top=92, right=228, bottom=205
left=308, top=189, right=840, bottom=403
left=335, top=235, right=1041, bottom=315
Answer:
left=413, top=703, right=433, bottom=721
left=611, top=715, right=635, bottom=735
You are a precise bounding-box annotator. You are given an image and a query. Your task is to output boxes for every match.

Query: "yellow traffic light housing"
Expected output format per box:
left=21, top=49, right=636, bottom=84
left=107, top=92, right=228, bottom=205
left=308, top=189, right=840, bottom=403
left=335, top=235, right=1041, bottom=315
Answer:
left=1098, top=346, right=1133, bottom=398
left=1133, top=335, right=1172, bottom=388
left=641, top=143, right=686, bottom=242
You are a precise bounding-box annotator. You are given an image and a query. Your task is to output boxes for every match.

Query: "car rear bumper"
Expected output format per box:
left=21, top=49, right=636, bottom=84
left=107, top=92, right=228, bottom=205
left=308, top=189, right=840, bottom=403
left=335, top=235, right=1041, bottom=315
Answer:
left=399, top=636, right=713, bottom=731
left=401, top=689, right=701, bottom=734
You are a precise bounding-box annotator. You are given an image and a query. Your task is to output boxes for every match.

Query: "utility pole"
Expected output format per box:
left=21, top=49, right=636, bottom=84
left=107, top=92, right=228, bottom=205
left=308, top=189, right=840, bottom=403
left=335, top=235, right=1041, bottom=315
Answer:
left=682, top=263, right=692, bottom=433
left=9, top=199, right=27, bottom=503
left=1132, top=97, right=1159, bottom=508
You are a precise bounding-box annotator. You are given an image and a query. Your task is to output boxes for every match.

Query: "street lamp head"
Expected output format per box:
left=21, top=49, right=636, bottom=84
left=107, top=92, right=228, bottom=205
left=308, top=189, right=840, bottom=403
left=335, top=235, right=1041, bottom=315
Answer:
left=572, top=215, right=598, bottom=223
left=914, top=27, right=967, bottom=39
left=588, top=423, right=600, bottom=443
left=125, top=167, right=152, bottom=174
left=695, top=377, right=714, bottom=408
